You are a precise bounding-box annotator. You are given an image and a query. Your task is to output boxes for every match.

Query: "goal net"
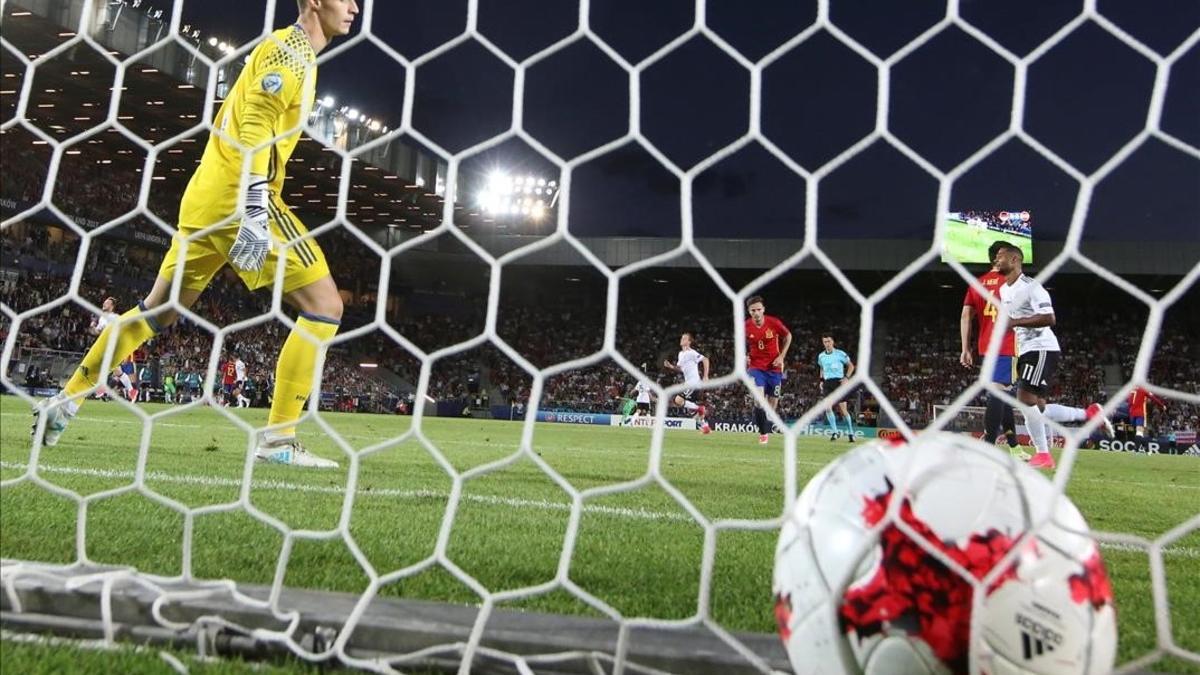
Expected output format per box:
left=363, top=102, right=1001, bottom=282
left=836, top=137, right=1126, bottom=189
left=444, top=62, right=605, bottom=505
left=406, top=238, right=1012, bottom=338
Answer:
left=2, top=0, right=1198, bottom=673
left=932, top=404, right=1071, bottom=447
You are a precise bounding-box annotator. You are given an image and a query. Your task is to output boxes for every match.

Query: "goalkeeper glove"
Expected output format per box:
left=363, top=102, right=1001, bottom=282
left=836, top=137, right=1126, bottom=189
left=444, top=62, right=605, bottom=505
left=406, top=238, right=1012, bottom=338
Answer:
left=228, top=175, right=272, bottom=271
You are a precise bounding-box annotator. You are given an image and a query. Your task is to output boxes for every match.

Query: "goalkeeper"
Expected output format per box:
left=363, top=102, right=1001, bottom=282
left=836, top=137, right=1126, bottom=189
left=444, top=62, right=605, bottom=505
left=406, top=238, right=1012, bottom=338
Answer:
left=33, top=0, right=360, bottom=469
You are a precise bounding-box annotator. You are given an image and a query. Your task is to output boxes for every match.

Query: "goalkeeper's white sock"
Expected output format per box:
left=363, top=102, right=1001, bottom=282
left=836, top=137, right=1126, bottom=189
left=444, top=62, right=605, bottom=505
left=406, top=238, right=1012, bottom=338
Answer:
left=1021, top=404, right=1050, bottom=454
left=683, top=400, right=699, bottom=412
left=1044, top=403, right=1087, bottom=423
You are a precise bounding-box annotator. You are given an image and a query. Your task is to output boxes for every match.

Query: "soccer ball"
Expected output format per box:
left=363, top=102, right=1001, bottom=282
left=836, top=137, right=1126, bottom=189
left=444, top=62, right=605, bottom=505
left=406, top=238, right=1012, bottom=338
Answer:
left=773, top=433, right=1116, bottom=674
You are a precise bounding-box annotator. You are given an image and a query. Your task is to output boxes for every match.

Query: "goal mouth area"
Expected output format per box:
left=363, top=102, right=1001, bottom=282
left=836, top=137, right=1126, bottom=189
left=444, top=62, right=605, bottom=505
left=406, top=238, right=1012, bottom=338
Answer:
left=0, top=562, right=789, bottom=675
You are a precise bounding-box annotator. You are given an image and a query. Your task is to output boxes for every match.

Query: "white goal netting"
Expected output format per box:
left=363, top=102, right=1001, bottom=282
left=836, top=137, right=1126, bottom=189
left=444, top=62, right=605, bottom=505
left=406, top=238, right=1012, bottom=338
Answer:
left=2, top=0, right=1198, bottom=673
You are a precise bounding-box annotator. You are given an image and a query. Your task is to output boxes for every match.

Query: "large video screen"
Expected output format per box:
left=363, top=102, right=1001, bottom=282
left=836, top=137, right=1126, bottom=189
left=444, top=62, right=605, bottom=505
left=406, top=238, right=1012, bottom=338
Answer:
left=941, top=210, right=1034, bottom=264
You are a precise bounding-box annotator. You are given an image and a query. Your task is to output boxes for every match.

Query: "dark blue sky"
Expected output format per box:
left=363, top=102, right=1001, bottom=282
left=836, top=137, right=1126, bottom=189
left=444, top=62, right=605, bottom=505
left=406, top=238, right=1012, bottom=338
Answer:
left=168, top=0, right=1199, bottom=243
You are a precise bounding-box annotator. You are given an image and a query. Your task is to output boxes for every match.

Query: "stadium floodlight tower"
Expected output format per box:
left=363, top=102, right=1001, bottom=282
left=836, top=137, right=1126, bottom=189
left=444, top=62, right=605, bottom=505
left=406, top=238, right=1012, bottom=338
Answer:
left=477, top=169, right=558, bottom=221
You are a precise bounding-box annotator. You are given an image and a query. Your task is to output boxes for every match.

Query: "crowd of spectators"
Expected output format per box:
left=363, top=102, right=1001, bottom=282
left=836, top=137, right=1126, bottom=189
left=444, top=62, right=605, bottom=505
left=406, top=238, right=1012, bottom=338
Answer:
left=2, top=224, right=403, bottom=413
left=1, top=134, right=181, bottom=228
left=4, top=223, right=1198, bottom=433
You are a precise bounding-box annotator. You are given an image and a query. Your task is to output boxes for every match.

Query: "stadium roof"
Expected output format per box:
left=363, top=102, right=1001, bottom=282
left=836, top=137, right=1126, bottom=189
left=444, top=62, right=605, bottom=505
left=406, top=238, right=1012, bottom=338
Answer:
left=0, top=5, right=471, bottom=233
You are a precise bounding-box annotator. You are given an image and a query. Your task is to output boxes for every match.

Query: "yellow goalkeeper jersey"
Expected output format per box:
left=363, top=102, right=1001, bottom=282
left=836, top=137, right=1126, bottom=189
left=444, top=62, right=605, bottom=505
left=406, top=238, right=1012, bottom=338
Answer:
left=184, top=25, right=317, bottom=214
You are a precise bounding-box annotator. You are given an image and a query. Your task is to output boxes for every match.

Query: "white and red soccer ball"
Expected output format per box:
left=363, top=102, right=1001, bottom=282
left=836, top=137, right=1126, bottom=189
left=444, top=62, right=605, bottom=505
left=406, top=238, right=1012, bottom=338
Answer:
left=773, top=433, right=1116, bottom=674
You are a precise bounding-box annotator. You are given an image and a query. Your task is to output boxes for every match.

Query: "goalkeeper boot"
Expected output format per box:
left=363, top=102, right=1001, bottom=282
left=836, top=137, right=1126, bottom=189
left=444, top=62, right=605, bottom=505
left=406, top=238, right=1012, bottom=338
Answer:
left=31, top=394, right=74, bottom=447
left=1085, top=403, right=1115, bottom=438
left=255, top=435, right=339, bottom=469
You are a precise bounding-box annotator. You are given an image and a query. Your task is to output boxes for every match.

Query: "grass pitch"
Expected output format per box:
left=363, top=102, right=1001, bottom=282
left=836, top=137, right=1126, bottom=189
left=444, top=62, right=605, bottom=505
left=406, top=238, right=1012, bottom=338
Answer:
left=2, top=396, right=1198, bottom=672
left=941, top=218, right=1034, bottom=264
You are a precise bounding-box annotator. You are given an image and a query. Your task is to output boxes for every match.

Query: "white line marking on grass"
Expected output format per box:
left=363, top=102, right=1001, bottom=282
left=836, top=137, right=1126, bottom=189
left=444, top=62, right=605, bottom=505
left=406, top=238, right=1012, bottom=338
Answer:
left=5, top=462, right=1200, bottom=557
left=1097, top=541, right=1200, bottom=559
left=0, top=411, right=202, bottom=429
left=5, top=413, right=1197, bottom=491
left=0, top=462, right=695, bottom=523
left=1072, top=477, right=1200, bottom=491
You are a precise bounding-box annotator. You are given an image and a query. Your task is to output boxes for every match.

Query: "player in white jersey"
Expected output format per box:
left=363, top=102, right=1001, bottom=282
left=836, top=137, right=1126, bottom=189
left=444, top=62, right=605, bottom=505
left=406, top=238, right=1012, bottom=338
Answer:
left=89, top=296, right=118, bottom=336
left=234, top=357, right=248, bottom=386
left=621, top=366, right=656, bottom=426
left=233, top=357, right=251, bottom=407
left=86, top=297, right=119, bottom=398
left=662, top=333, right=711, bottom=434
left=994, top=243, right=1113, bottom=470
left=632, top=372, right=654, bottom=418
left=234, top=383, right=251, bottom=408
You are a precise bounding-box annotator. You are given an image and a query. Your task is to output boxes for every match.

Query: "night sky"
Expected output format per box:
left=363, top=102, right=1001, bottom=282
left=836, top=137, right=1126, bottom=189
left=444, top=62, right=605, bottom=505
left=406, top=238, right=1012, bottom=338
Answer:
left=165, top=0, right=1199, bottom=243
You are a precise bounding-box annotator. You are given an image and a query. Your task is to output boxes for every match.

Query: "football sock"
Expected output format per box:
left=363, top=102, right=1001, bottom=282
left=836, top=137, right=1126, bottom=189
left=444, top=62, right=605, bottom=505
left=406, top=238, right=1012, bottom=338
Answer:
left=756, top=407, right=769, bottom=435
left=1044, top=404, right=1087, bottom=423
left=1021, top=404, right=1050, bottom=454
left=984, top=394, right=1005, bottom=441
left=843, top=413, right=855, bottom=435
left=825, top=410, right=839, bottom=433
left=63, top=303, right=161, bottom=410
left=267, top=313, right=340, bottom=437
left=1002, top=404, right=1019, bottom=447
left=683, top=400, right=699, bottom=412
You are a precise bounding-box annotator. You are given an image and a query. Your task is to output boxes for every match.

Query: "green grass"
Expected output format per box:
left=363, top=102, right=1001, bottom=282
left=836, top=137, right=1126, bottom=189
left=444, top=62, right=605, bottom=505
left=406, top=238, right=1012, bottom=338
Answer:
left=941, top=217, right=1034, bottom=264
left=2, top=396, right=1197, bottom=672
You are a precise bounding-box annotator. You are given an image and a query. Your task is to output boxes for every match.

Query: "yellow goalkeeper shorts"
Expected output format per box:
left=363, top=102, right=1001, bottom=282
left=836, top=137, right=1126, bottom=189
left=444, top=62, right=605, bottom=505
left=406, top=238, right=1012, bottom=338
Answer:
left=159, top=191, right=329, bottom=294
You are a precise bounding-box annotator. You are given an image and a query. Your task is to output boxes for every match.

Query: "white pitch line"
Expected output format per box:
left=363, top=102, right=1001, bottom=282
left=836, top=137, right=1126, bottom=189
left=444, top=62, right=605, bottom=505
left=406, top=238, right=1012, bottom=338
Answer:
left=2, top=461, right=1198, bottom=559
left=0, top=411, right=201, bottom=430
left=4, top=413, right=1198, bottom=489
left=0, top=461, right=694, bottom=523
left=1096, top=541, right=1200, bottom=559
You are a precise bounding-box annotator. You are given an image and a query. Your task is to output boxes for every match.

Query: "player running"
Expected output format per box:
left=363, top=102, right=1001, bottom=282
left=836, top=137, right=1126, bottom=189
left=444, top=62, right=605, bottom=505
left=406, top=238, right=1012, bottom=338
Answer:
left=32, top=0, right=359, bottom=469
left=817, top=335, right=856, bottom=442
left=221, top=357, right=239, bottom=405
left=234, top=354, right=248, bottom=388
left=1128, top=386, right=1166, bottom=453
left=623, top=364, right=655, bottom=425
left=663, top=333, right=711, bottom=434
left=745, top=295, right=792, bottom=445
left=115, top=357, right=138, bottom=402
left=960, top=241, right=1029, bottom=461
left=993, top=243, right=1113, bottom=470
left=89, top=296, right=118, bottom=336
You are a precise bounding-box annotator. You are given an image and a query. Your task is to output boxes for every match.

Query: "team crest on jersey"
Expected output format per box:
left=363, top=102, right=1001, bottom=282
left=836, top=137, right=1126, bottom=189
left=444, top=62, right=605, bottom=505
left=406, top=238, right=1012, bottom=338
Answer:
left=262, top=72, right=284, bottom=95
left=765, top=329, right=774, bottom=338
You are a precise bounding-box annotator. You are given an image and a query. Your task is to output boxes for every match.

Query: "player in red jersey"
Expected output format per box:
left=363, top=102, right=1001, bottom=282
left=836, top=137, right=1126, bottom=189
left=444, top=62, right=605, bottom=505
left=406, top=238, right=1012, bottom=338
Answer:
left=960, top=241, right=1026, bottom=460
left=745, top=295, right=792, bottom=445
left=1128, top=386, right=1166, bottom=452
left=221, top=357, right=238, bottom=406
